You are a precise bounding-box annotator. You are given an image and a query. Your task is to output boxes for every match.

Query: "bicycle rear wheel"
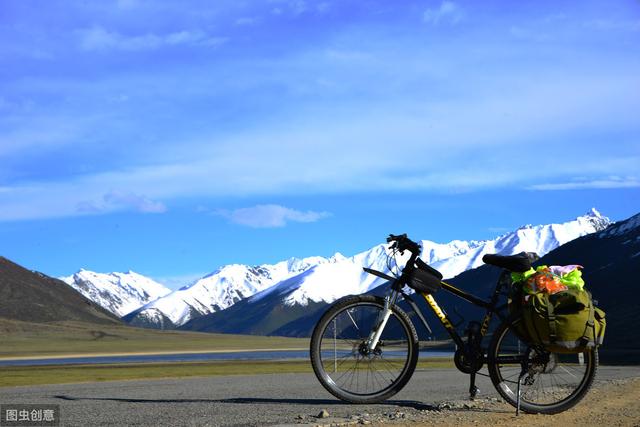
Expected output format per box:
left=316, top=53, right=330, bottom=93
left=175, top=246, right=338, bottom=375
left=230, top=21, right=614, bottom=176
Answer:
left=310, top=295, right=419, bottom=404
left=487, top=317, right=597, bottom=414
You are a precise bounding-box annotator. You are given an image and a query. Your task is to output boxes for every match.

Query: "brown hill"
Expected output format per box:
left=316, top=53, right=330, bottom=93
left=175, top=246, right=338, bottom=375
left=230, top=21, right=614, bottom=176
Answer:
left=0, top=257, right=119, bottom=324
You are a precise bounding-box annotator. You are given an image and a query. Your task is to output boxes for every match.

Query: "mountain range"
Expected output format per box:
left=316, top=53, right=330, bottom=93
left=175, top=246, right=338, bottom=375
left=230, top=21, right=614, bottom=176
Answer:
left=62, top=270, right=171, bottom=317
left=122, top=256, right=328, bottom=328
left=0, top=257, right=119, bottom=325
left=59, top=208, right=607, bottom=331
left=0, top=207, right=640, bottom=363
left=183, top=209, right=638, bottom=359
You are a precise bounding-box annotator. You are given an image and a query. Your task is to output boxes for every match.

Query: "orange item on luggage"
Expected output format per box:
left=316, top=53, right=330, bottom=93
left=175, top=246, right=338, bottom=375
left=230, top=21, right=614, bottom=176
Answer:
left=524, top=267, right=568, bottom=295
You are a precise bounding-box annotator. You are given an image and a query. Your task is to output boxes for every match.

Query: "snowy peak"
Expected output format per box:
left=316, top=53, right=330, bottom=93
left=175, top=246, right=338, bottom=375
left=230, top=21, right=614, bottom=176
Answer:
left=79, top=209, right=615, bottom=328
left=245, top=209, right=613, bottom=308
left=124, top=255, right=331, bottom=327
left=61, top=270, right=171, bottom=317
left=422, top=209, right=611, bottom=279
left=578, top=207, right=611, bottom=231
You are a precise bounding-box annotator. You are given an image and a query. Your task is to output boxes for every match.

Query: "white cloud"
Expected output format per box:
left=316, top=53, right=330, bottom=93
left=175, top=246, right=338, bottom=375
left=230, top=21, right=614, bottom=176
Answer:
left=0, top=117, right=86, bottom=157
left=216, top=204, right=331, bottom=228
left=77, top=190, right=167, bottom=214
left=2, top=23, right=640, bottom=222
left=270, top=0, right=307, bottom=16
left=78, top=27, right=226, bottom=52
left=584, top=19, right=640, bottom=32
left=235, top=17, right=259, bottom=26
left=267, top=0, right=328, bottom=16
left=423, top=1, right=463, bottom=25
left=509, top=25, right=553, bottom=42
left=488, top=227, right=510, bottom=233
left=527, top=177, right=640, bottom=191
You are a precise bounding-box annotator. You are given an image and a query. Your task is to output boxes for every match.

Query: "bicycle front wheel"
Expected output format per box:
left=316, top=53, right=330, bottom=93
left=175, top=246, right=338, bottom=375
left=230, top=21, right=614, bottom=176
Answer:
left=487, top=317, right=598, bottom=414
left=310, top=295, right=419, bottom=404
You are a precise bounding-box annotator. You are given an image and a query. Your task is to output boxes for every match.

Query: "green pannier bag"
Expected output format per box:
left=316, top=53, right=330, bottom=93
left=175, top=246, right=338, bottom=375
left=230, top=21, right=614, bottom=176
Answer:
left=521, top=289, right=606, bottom=353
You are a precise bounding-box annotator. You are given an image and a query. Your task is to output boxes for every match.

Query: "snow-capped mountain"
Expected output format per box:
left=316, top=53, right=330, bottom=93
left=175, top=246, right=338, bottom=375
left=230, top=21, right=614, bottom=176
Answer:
left=61, top=270, right=171, bottom=317
left=70, top=208, right=611, bottom=330
left=181, top=209, right=613, bottom=336
left=423, top=207, right=611, bottom=279
left=122, top=256, right=330, bottom=328
left=249, top=208, right=611, bottom=307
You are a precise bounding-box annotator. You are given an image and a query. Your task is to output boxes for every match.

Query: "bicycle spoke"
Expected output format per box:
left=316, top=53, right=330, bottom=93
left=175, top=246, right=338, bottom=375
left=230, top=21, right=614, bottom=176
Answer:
left=315, top=299, right=415, bottom=399
left=490, top=319, right=597, bottom=413
left=346, top=310, right=360, bottom=332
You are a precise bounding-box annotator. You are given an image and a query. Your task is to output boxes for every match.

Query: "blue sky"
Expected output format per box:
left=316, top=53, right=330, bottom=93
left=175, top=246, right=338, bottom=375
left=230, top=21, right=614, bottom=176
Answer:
left=1, top=0, right=638, bottom=288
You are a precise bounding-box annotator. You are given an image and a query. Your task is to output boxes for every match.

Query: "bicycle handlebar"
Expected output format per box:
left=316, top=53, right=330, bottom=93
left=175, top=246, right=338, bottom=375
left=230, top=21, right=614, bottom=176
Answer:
left=386, top=233, right=407, bottom=243
left=387, top=233, right=421, bottom=255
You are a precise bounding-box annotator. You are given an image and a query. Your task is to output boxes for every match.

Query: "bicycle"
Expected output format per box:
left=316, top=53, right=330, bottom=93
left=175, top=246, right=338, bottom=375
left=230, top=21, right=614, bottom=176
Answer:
left=309, top=234, right=597, bottom=415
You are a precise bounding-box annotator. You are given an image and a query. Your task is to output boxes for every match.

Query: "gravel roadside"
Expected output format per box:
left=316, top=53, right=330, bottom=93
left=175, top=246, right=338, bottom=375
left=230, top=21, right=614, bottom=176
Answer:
left=1, top=366, right=638, bottom=426
left=304, top=377, right=640, bottom=427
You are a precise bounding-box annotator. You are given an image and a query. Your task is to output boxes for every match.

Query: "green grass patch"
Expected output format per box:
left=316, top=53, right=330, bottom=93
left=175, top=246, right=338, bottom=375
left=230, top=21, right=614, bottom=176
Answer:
left=0, top=357, right=455, bottom=388
left=0, top=360, right=312, bottom=388
left=0, top=319, right=309, bottom=358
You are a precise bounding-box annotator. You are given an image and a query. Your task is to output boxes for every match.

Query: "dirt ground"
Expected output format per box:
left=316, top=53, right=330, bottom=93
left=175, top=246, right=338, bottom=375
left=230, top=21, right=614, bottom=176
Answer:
left=313, top=377, right=640, bottom=427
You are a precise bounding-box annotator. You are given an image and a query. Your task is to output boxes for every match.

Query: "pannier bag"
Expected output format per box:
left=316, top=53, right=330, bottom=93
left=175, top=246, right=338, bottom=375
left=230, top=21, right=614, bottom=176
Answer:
left=521, top=289, right=606, bottom=353
left=407, top=259, right=443, bottom=294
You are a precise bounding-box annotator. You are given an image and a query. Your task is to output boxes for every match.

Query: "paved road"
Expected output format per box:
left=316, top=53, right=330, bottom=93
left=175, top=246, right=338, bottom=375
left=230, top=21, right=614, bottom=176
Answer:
left=2, top=366, right=639, bottom=426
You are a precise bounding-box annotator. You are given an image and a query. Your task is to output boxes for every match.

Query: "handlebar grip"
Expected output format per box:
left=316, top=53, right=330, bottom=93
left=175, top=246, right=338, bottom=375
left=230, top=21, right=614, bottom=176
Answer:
left=387, top=233, right=408, bottom=243
left=386, top=233, right=420, bottom=256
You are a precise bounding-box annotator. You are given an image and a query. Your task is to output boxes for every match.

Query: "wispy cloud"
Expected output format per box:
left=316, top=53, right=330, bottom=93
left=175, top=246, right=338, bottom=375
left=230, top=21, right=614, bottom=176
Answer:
left=235, top=17, right=260, bottom=26
left=78, top=27, right=226, bottom=52
left=115, top=0, right=140, bottom=10
left=583, top=19, right=640, bottom=32
left=0, top=116, right=86, bottom=157
left=77, top=190, right=167, bottom=214
left=215, top=204, right=331, bottom=228
left=528, top=177, right=640, bottom=191
left=488, top=227, right=510, bottom=234
left=269, top=0, right=309, bottom=16
left=152, top=272, right=207, bottom=289
left=2, top=1, right=639, bottom=223
left=423, top=1, right=463, bottom=25
left=509, top=25, right=553, bottom=42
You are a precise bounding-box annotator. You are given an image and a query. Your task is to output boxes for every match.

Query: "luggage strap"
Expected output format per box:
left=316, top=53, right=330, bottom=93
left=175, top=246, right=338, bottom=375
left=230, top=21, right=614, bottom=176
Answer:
left=582, top=298, right=596, bottom=344
left=544, top=294, right=557, bottom=343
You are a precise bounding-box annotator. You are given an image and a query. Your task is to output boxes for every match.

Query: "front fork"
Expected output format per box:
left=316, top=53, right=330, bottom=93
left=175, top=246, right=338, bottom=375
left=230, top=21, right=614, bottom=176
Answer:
left=365, top=290, right=399, bottom=352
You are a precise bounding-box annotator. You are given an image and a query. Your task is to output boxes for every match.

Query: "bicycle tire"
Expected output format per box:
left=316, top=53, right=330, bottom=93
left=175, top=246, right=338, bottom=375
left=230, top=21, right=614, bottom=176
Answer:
left=310, top=295, right=419, bottom=404
left=487, top=316, right=598, bottom=414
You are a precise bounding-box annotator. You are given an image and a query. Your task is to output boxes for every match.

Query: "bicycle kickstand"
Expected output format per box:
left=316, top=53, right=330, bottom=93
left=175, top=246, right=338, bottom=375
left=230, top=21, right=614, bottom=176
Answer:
left=468, top=372, right=479, bottom=400
left=516, top=368, right=527, bottom=416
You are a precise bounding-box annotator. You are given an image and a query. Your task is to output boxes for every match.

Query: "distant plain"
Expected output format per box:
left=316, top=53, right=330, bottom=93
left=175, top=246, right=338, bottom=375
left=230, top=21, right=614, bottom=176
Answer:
left=0, top=318, right=457, bottom=387
left=0, top=319, right=308, bottom=359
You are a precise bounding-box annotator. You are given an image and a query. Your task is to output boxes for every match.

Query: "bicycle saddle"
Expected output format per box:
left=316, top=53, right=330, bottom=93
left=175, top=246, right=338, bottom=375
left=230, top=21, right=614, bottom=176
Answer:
left=482, top=252, right=537, bottom=272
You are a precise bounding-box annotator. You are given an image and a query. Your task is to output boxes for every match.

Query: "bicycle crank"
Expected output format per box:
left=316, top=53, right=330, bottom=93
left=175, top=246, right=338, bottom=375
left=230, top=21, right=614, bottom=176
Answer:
left=454, top=348, right=484, bottom=374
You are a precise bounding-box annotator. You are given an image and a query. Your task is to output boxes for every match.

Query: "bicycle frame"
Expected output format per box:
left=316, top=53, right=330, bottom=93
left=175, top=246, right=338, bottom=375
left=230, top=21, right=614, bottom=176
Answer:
left=365, top=265, right=511, bottom=356
left=409, top=276, right=511, bottom=351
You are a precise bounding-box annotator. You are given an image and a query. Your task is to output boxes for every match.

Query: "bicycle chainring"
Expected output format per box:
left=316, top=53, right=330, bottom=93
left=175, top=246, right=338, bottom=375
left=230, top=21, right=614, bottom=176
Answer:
left=454, top=348, right=484, bottom=374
